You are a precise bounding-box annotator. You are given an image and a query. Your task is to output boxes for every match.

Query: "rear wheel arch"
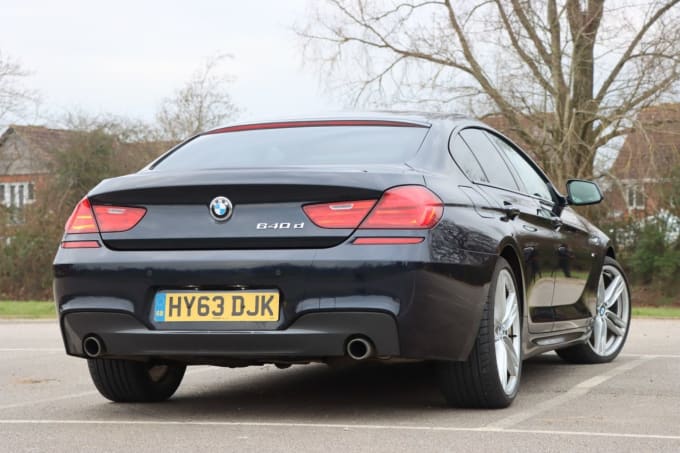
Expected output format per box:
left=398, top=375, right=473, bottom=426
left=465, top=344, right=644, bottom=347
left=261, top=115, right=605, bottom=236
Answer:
left=437, top=255, right=523, bottom=408
left=499, top=244, right=525, bottom=318
left=606, top=247, right=616, bottom=260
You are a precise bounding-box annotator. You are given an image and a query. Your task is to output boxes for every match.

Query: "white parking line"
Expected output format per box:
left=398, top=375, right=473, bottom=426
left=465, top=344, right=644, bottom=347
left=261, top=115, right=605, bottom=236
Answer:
left=486, top=355, right=655, bottom=430
left=0, top=391, right=98, bottom=411
left=0, top=419, right=677, bottom=441
left=0, top=348, right=63, bottom=352
left=622, top=353, right=680, bottom=359
left=0, top=366, right=219, bottom=411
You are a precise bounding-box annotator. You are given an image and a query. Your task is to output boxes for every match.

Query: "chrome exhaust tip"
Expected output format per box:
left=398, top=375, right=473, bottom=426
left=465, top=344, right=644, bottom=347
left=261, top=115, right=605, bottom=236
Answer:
left=346, top=337, right=374, bottom=361
left=83, top=336, right=103, bottom=358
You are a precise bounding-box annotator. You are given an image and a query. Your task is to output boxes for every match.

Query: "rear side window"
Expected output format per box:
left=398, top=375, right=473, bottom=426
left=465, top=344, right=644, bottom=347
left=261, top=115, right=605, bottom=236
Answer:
left=449, top=135, right=488, bottom=183
left=487, top=133, right=553, bottom=201
left=153, top=125, right=429, bottom=170
left=459, top=129, right=519, bottom=191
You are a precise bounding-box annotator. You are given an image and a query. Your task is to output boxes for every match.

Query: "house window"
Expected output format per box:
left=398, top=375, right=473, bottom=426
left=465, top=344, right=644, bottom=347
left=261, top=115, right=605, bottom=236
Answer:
left=1, top=182, right=35, bottom=208
left=627, top=184, right=646, bottom=210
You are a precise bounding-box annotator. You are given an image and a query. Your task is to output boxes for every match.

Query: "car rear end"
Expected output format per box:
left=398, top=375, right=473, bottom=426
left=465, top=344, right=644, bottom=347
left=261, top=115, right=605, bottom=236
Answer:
left=54, top=119, right=493, bottom=367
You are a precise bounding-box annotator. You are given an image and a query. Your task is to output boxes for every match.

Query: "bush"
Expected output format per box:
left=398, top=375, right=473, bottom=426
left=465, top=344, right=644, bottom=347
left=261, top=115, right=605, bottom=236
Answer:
left=0, top=123, right=169, bottom=300
left=607, top=213, right=680, bottom=294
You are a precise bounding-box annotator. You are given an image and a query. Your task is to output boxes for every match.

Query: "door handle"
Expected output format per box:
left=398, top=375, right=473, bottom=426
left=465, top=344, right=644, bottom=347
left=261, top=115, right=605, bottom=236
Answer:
left=551, top=217, right=563, bottom=229
left=501, top=201, right=520, bottom=221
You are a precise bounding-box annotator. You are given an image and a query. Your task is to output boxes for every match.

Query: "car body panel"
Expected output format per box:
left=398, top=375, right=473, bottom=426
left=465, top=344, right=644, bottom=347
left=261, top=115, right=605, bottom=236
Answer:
left=54, top=112, right=612, bottom=366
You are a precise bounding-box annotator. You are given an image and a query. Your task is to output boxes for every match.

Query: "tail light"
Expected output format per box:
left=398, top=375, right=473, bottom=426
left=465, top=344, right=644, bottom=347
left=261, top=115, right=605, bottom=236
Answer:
left=359, top=186, right=443, bottom=229
left=92, top=205, right=147, bottom=233
left=63, top=198, right=146, bottom=248
left=64, top=198, right=98, bottom=234
left=352, top=237, right=424, bottom=245
left=303, top=200, right=376, bottom=228
left=303, top=185, right=443, bottom=234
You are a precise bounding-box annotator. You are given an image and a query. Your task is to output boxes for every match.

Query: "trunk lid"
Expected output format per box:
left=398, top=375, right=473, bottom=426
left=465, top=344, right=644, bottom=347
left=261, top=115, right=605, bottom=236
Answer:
left=88, top=166, right=425, bottom=250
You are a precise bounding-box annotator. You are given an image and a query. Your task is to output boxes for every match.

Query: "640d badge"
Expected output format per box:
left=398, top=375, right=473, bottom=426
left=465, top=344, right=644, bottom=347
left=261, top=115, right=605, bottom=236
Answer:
left=256, top=222, right=305, bottom=230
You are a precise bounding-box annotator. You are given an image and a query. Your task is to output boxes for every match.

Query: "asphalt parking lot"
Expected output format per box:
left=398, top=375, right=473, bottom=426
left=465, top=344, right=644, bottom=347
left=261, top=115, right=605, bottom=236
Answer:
left=1, top=319, right=679, bottom=452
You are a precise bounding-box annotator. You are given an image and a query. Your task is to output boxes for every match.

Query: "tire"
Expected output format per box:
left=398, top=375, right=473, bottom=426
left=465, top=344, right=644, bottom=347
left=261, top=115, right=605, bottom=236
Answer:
left=556, top=256, right=631, bottom=364
left=87, top=358, right=186, bottom=402
left=437, top=257, right=522, bottom=408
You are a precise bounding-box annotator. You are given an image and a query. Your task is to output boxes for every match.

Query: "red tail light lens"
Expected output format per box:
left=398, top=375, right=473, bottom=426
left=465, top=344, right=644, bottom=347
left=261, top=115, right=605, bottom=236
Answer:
left=65, top=198, right=98, bottom=234
left=360, top=186, right=443, bottom=229
left=93, top=205, right=146, bottom=233
left=353, top=237, right=424, bottom=245
left=64, top=198, right=146, bottom=237
left=303, top=200, right=376, bottom=228
left=302, top=186, right=443, bottom=231
left=61, top=240, right=101, bottom=249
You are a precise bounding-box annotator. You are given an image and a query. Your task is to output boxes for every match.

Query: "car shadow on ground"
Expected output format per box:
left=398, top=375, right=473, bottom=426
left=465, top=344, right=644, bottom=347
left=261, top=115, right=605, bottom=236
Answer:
left=86, top=353, right=575, bottom=418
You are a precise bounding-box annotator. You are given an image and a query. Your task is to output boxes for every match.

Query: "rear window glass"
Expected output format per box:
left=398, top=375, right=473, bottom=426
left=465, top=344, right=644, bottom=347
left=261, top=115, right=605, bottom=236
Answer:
left=153, top=126, right=429, bottom=170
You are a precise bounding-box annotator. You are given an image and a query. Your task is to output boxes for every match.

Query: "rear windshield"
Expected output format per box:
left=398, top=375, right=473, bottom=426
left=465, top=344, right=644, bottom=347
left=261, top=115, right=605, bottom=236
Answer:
left=152, top=125, right=429, bottom=170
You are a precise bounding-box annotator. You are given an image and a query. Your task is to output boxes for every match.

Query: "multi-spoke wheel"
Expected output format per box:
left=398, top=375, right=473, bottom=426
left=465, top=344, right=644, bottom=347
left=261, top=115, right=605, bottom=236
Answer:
left=494, top=268, right=521, bottom=396
left=557, top=256, right=631, bottom=364
left=438, top=257, right=522, bottom=408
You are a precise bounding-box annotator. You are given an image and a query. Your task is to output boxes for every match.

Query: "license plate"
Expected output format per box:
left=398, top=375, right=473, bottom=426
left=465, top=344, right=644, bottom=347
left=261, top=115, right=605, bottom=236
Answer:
left=153, top=290, right=279, bottom=322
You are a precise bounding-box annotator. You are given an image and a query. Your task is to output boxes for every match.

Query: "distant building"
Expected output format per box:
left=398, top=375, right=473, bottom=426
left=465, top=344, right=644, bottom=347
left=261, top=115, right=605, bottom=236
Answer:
left=0, top=125, right=173, bottom=223
left=608, top=104, right=680, bottom=218
left=0, top=125, right=78, bottom=212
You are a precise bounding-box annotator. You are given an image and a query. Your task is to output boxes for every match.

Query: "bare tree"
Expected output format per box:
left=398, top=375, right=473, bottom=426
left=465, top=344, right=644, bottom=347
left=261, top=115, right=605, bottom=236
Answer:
left=298, top=1, right=680, bottom=186
left=155, top=55, right=240, bottom=141
left=0, top=50, right=39, bottom=123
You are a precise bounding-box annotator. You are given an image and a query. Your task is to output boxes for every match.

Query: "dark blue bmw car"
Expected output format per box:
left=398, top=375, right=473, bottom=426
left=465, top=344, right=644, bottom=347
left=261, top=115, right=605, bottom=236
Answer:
left=54, top=113, right=631, bottom=408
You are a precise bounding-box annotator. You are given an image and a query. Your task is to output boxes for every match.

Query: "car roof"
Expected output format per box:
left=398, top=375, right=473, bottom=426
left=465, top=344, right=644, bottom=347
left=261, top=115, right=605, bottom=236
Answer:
left=203, top=111, right=474, bottom=134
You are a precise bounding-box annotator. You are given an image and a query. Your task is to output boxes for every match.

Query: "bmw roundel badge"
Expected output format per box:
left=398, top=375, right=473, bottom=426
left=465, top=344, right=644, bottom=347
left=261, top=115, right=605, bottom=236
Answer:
left=209, top=196, right=233, bottom=222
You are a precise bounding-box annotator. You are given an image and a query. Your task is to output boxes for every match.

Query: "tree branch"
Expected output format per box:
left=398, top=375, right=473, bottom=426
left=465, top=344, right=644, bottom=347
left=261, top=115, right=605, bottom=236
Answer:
left=594, top=0, right=680, bottom=106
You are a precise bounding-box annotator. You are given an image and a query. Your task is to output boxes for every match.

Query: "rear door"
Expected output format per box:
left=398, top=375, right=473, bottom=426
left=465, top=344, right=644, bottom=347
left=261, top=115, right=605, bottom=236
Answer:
left=484, top=131, right=589, bottom=332
left=453, top=128, right=559, bottom=333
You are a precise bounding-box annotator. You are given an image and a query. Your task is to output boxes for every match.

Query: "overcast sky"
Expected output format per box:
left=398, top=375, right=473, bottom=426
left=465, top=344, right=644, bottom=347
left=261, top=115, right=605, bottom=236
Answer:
left=1, top=0, right=343, bottom=125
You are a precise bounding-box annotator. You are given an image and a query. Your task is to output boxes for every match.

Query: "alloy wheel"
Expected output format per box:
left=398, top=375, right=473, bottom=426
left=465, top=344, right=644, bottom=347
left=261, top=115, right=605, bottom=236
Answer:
left=589, top=264, right=630, bottom=357
left=493, top=269, right=521, bottom=395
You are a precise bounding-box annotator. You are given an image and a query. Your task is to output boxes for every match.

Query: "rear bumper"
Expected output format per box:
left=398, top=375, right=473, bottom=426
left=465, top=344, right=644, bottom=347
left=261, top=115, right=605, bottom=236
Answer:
left=54, top=240, right=496, bottom=362
left=61, top=306, right=399, bottom=363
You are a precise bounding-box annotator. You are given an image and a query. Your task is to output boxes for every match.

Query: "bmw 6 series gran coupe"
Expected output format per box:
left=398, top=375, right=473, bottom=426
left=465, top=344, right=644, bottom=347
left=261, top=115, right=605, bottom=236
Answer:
left=53, top=113, right=631, bottom=408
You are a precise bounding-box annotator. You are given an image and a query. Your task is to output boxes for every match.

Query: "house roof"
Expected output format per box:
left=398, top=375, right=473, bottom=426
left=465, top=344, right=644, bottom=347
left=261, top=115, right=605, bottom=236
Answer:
left=610, top=103, right=680, bottom=180
left=2, top=125, right=80, bottom=153
left=0, top=125, right=174, bottom=176
left=0, top=125, right=81, bottom=175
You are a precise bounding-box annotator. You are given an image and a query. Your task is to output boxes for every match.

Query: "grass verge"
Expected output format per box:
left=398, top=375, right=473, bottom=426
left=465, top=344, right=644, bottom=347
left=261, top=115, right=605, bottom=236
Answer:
left=0, top=301, right=56, bottom=319
left=632, top=306, right=680, bottom=319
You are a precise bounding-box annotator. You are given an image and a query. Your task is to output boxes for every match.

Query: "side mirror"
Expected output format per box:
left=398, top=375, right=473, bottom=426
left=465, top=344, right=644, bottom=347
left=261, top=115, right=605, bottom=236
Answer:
left=566, top=180, right=603, bottom=206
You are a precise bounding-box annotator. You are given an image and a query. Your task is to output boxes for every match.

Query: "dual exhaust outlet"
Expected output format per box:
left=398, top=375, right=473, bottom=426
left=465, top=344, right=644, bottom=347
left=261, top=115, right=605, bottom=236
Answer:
left=83, top=334, right=375, bottom=361
left=83, top=335, right=104, bottom=358
left=346, top=336, right=374, bottom=361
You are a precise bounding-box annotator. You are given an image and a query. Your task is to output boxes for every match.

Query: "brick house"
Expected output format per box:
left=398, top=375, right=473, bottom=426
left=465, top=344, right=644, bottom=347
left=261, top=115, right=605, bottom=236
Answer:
left=608, top=104, right=680, bottom=219
left=483, top=106, right=680, bottom=220
left=0, top=125, right=173, bottom=223
left=0, top=125, right=78, bottom=215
